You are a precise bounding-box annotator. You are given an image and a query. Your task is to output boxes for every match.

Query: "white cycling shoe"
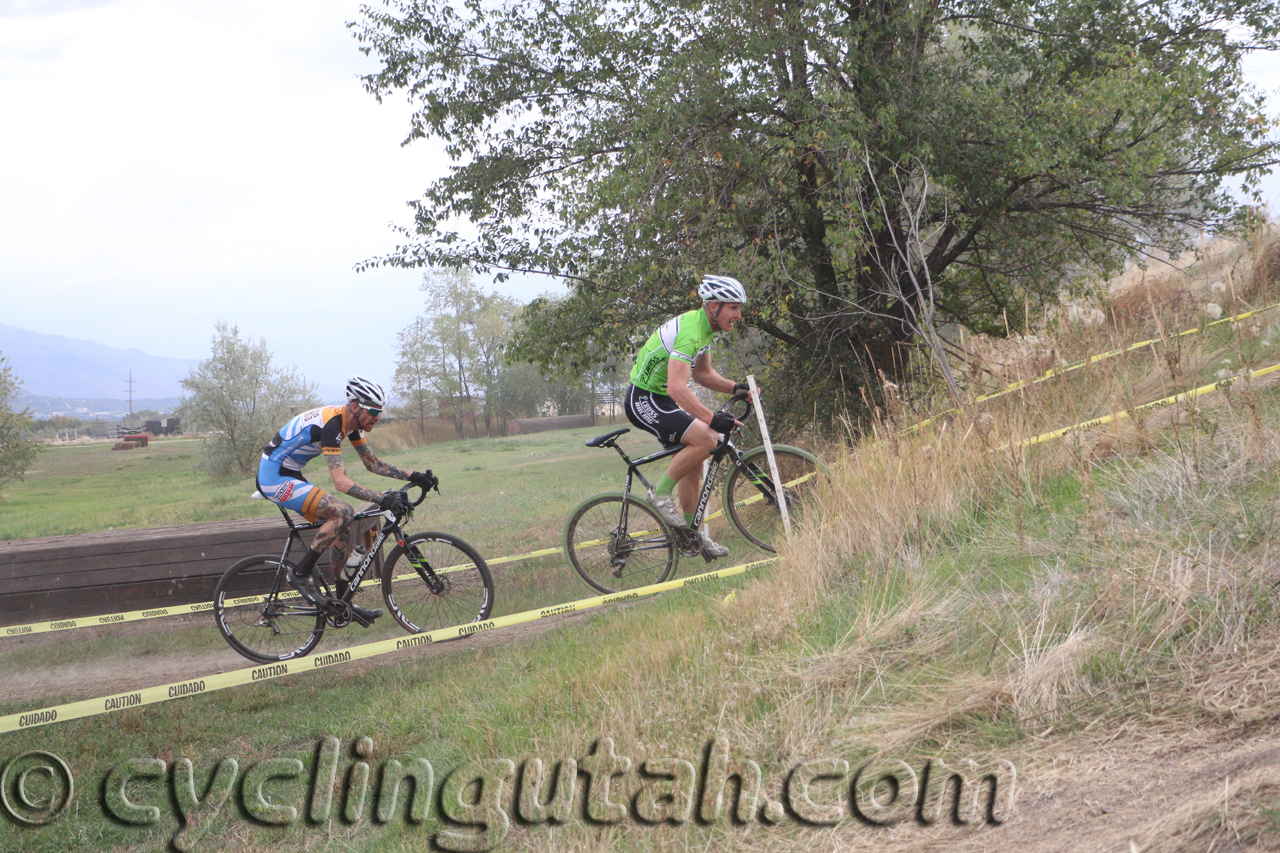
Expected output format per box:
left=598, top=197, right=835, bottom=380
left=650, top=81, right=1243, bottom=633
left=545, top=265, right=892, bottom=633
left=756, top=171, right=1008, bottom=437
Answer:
left=647, top=489, right=688, bottom=529
left=699, top=530, right=730, bottom=558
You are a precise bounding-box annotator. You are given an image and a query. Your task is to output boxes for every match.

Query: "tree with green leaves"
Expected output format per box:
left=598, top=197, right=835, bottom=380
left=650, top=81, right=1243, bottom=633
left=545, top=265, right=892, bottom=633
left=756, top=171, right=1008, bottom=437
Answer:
left=393, top=315, right=440, bottom=436
left=178, top=323, right=318, bottom=477
left=396, top=268, right=535, bottom=437
left=353, top=0, right=1280, bottom=424
left=0, top=352, right=39, bottom=492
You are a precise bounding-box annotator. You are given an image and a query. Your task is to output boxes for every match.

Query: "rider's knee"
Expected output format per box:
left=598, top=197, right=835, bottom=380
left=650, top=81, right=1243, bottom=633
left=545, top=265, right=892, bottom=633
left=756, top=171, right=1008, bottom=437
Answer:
left=684, top=421, right=717, bottom=453
left=317, top=497, right=354, bottom=527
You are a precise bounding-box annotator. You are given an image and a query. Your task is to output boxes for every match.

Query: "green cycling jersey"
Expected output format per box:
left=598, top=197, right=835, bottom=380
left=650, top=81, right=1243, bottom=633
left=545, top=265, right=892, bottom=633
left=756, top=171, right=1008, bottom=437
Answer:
left=629, top=307, right=715, bottom=395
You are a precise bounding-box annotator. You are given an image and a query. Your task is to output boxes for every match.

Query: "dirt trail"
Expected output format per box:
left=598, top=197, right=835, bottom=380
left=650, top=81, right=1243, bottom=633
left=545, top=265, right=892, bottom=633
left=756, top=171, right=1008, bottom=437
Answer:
left=6, top=610, right=1279, bottom=853
left=795, top=724, right=1280, bottom=853
left=0, top=608, right=591, bottom=707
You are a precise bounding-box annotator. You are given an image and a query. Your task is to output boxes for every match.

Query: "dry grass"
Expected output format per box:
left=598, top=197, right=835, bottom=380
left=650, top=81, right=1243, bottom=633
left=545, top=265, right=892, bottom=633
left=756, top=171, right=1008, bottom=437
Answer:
left=373, top=417, right=475, bottom=451
left=679, top=223, right=1280, bottom=772
left=334, top=222, right=1280, bottom=852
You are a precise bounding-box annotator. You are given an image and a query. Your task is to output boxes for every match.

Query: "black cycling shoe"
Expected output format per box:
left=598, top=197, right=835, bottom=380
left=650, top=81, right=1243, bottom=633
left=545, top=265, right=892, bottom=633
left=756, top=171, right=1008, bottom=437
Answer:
left=286, top=567, right=328, bottom=608
left=351, top=604, right=383, bottom=623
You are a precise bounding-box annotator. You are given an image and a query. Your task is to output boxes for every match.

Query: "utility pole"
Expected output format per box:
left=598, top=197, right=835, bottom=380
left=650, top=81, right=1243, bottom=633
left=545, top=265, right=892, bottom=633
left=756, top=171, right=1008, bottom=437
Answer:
left=127, top=370, right=134, bottom=420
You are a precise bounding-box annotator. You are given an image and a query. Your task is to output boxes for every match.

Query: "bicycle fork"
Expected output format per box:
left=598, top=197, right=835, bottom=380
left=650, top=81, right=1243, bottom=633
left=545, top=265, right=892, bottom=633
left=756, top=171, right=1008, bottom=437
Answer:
left=401, top=539, right=447, bottom=594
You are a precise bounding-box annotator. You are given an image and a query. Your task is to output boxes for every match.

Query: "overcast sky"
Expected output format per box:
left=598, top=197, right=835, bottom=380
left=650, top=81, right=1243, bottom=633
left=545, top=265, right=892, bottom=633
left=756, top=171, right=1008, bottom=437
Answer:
left=0, top=0, right=557, bottom=398
left=1, top=0, right=1279, bottom=398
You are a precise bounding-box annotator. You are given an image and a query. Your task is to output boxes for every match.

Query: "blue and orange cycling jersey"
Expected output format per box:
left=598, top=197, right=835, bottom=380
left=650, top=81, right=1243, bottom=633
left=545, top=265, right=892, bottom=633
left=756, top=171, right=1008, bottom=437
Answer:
left=261, top=405, right=366, bottom=475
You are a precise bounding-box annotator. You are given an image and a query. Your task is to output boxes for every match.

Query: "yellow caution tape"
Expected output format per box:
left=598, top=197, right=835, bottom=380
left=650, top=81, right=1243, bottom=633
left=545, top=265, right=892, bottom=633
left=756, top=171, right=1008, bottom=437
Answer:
left=903, top=302, right=1280, bottom=435
left=2, top=541, right=570, bottom=639
left=2, top=468, right=819, bottom=639
left=996, top=362, right=1280, bottom=451
left=0, top=556, right=778, bottom=733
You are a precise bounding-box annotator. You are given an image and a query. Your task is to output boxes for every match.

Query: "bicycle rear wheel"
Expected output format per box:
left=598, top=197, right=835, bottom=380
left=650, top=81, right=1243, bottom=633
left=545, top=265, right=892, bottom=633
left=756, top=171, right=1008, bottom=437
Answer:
left=213, top=556, right=326, bottom=663
left=565, top=494, right=676, bottom=594
left=722, top=446, right=829, bottom=553
left=381, top=533, right=494, bottom=634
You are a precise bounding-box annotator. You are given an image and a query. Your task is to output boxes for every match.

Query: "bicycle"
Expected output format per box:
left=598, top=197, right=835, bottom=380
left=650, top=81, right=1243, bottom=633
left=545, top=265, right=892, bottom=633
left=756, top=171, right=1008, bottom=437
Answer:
left=213, top=483, right=493, bottom=663
left=564, top=392, right=829, bottom=594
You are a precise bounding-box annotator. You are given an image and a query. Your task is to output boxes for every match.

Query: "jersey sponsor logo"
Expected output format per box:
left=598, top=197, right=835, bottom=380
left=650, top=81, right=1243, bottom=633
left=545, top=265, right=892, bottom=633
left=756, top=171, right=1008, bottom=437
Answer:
left=632, top=394, right=659, bottom=424
left=275, top=482, right=296, bottom=502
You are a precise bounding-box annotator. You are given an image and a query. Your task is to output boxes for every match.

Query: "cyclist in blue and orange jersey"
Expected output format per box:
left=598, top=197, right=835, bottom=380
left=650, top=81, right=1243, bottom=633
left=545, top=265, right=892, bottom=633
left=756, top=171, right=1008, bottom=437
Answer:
left=257, top=375, right=438, bottom=620
left=625, top=274, right=752, bottom=558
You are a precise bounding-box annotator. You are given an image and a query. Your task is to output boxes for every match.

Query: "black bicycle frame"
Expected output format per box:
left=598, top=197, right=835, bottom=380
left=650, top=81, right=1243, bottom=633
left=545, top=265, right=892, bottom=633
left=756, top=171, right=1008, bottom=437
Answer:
left=270, top=504, right=398, bottom=603
left=604, top=433, right=746, bottom=533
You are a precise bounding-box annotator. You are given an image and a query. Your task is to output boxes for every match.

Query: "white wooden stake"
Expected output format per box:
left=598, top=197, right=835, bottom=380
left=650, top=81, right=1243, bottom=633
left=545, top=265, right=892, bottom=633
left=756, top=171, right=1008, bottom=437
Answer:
left=746, top=375, right=791, bottom=540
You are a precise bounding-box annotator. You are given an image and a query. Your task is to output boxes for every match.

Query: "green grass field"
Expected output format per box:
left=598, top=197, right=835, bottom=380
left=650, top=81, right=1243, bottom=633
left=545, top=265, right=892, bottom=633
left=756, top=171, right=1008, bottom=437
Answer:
left=5, top=289, right=1280, bottom=852
left=0, top=420, right=774, bottom=674
left=0, top=421, right=797, bottom=852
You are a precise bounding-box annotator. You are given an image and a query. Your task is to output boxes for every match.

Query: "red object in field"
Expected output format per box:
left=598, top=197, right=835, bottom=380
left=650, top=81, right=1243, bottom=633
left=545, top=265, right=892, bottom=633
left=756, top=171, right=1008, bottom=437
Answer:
left=120, top=434, right=149, bottom=446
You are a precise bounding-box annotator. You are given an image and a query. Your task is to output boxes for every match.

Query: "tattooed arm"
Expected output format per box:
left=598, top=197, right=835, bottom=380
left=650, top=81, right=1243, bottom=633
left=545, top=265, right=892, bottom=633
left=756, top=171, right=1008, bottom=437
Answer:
left=326, top=455, right=385, bottom=504
left=354, top=442, right=414, bottom=481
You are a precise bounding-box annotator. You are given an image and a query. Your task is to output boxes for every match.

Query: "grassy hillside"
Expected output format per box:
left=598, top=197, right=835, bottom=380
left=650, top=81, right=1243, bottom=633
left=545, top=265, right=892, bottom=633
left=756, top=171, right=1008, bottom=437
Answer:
left=4, top=233, right=1280, bottom=852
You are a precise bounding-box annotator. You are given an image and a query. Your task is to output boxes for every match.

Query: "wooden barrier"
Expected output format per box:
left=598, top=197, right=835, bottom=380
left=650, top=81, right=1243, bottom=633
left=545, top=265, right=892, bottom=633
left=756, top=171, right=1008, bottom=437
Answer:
left=0, top=514, right=377, bottom=627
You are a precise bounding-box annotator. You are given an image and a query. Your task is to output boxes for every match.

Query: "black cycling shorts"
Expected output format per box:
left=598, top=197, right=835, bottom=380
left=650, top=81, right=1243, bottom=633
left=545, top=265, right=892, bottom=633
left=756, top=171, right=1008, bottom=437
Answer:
left=625, top=384, right=696, bottom=449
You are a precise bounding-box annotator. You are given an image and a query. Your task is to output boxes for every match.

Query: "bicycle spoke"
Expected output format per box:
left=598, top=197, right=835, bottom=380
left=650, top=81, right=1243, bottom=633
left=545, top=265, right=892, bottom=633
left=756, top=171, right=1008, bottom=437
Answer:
left=566, top=495, right=676, bottom=594
left=214, top=557, right=326, bottom=663
left=724, top=448, right=828, bottom=553
left=383, top=534, right=494, bottom=634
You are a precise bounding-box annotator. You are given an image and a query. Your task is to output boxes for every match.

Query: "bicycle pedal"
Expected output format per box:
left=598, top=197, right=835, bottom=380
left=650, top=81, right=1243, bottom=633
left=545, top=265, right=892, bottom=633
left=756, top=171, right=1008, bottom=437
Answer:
left=700, top=549, right=716, bottom=563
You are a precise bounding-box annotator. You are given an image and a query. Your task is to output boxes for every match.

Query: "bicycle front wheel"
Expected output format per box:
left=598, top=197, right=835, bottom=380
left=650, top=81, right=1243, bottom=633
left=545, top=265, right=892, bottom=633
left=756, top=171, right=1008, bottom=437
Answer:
left=565, top=494, right=676, bottom=594
left=213, top=556, right=326, bottom=663
left=723, top=445, right=830, bottom=553
left=381, top=533, right=494, bottom=634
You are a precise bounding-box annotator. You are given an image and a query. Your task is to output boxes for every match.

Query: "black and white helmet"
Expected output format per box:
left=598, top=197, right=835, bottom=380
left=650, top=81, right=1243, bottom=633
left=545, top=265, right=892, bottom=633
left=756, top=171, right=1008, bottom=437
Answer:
left=345, top=375, right=387, bottom=409
left=697, top=274, right=747, bottom=304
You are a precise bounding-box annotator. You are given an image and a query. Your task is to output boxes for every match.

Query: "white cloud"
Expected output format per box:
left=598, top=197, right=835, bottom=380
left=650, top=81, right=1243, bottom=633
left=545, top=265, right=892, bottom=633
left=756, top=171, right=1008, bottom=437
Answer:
left=0, top=0, right=558, bottom=394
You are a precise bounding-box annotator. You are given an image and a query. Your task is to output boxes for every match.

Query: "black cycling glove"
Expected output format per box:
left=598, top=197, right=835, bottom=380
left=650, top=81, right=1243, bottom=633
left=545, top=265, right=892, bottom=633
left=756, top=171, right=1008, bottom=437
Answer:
left=379, top=491, right=411, bottom=515
left=732, top=382, right=750, bottom=396
left=408, top=470, right=439, bottom=492
left=709, top=411, right=738, bottom=434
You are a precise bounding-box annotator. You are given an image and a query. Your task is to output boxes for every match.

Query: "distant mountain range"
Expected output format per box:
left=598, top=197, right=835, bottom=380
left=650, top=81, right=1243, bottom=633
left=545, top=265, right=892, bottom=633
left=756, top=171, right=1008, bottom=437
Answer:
left=0, top=323, right=199, bottom=400
left=0, top=324, right=344, bottom=420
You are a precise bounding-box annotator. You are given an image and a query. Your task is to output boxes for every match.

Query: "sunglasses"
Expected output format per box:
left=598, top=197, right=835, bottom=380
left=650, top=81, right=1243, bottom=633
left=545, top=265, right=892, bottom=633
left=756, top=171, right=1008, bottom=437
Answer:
left=364, top=407, right=382, bottom=418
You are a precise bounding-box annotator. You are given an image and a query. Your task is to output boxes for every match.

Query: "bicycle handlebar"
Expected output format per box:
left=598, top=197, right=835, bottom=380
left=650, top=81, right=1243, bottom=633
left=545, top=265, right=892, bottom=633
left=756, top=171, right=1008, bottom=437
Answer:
left=406, top=482, right=429, bottom=507
left=716, top=391, right=754, bottom=435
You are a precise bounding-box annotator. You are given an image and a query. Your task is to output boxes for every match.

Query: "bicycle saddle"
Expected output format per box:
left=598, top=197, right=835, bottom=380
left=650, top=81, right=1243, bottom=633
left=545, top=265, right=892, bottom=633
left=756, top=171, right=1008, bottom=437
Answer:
left=586, top=428, right=630, bottom=448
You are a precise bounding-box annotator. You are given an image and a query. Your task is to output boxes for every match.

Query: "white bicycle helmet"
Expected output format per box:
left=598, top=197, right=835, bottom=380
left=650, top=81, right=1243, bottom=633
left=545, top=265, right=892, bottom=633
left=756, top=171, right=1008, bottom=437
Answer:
left=345, top=375, right=387, bottom=409
left=698, top=274, right=747, bottom=304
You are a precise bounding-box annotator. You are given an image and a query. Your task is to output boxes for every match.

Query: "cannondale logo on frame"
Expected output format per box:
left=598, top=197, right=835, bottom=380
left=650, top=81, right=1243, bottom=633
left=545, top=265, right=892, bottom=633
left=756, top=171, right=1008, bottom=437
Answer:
left=1, top=751, right=74, bottom=825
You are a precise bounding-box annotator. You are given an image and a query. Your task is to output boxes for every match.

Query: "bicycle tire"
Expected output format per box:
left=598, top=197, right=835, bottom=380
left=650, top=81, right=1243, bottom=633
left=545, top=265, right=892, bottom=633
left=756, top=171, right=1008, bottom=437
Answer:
left=381, top=532, right=494, bottom=634
left=565, top=493, right=677, bottom=594
left=213, top=555, right=326, bottom=663
left=722, top=445, right=830, bottom=553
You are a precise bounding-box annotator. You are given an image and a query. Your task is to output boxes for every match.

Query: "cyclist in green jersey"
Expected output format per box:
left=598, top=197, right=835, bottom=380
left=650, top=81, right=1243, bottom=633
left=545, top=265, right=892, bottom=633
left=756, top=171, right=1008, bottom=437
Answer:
left=625, top=274, right=751, bottom=557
